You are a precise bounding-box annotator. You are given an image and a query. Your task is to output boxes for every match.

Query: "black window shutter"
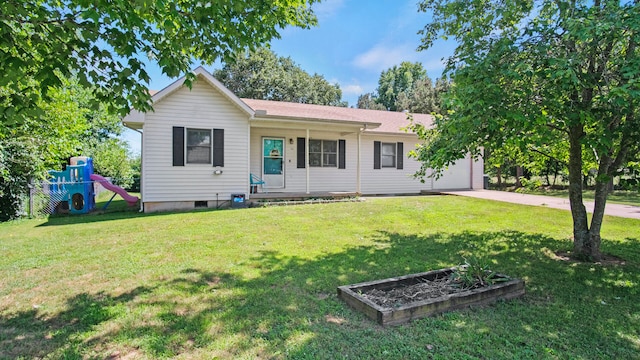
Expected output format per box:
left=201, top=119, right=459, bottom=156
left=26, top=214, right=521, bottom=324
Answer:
left=297, top=137, right=306, bottom=168
left=397, top=142, right=404, bottom=170
left=373, top=141, right=381, bottom=169
left=213, top=129, right=224, bottom=167
left=338, top=139, right=346, bottom=169
left=172, top=126, right=184, bottom=166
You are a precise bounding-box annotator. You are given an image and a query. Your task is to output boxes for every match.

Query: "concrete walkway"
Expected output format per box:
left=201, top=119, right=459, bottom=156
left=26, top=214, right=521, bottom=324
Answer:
left=442, top=190, right=640, bottom=220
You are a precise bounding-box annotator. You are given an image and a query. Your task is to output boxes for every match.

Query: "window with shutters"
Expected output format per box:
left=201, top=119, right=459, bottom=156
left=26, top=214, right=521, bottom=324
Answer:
left=374, top=141, right=403, bottom=170
left=309, top=139, right=337, bottom=167
left=381, top=143, right=396, bottom=168
left=173, top=127, right=224, bottom=166
left=186, top=128, right=212, bottom=164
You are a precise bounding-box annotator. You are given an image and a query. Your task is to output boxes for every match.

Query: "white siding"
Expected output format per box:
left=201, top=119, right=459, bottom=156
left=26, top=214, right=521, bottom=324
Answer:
left=433, top=155, right=472, bottom=190
left=141, top=80, right=250, bottom=208
left=360, top=134, right=431, bottom=194
left=472, top=155, right=485, bottom=190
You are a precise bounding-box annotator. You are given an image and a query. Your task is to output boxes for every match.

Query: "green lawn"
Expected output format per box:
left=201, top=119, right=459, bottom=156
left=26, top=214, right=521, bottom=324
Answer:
left=517, top=189, right=640, bottom=207
left=1, top=196, right=639, bottom=359
left=491, top=185, right=640, bottom=207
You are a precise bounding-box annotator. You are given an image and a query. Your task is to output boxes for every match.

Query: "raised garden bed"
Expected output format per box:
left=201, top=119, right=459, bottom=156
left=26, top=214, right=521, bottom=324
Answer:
left=337, top=267, right=525, bottom=326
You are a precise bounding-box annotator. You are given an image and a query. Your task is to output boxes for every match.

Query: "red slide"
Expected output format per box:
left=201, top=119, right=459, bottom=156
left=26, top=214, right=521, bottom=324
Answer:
left=90, top=174, right=139, bottom=206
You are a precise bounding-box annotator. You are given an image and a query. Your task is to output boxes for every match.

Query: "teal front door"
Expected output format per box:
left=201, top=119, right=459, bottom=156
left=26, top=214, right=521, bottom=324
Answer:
left=262, top=138, right=284, bottom=189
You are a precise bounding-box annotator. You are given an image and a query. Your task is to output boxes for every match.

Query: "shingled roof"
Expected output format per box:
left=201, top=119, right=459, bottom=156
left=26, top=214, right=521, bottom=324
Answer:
left=241, top=98, right=433, bottom=135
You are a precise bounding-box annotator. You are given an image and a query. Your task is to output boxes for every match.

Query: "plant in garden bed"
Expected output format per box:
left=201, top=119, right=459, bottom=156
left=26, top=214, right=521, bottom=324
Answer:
left=450, top=256, right=512, bottom=289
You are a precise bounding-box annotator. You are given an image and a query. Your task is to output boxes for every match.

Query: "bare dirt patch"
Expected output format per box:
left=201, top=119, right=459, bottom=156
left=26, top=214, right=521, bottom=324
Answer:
left=553, top=251, right=626, bottom=266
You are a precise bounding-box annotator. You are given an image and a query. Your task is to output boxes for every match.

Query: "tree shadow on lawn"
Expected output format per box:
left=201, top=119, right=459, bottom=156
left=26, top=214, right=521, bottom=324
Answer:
left=1, top=230, right=638, bottom=358
left=37, top=205, right=221, bottom=227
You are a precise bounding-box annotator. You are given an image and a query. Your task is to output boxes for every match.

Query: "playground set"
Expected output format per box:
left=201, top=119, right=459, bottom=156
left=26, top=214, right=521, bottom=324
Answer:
left=48, top=156, right=139, bottom=214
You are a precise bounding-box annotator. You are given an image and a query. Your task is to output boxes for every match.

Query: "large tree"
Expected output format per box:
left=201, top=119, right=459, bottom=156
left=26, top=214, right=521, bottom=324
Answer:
left=0, top=0, right=318, bottom=125
left=376, top=61, right=428, bottom=111
left=213, top=47, right=346, bottom=106
left=358, top=63, right=449, bottom=113
left=411, top=0, right=640, bottom=260
left=356, top=93, right=387, bottom=110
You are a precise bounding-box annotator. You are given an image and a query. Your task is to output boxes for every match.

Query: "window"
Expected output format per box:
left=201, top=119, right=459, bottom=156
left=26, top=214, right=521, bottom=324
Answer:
left=309, top=139, right=337, bottom=167
left=186, top=128, right=212, bottom=164
left=374, top=141, right=403, bottom=170
left=297, top=138, right=345, bottom=169
left=381, top=143, right=396, bottom=168
left=173, top=127, right=224, bottom=167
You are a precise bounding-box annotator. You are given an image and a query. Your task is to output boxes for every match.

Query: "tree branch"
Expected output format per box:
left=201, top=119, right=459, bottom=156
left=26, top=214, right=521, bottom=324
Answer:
left=527, top=146, right=568, bottom=166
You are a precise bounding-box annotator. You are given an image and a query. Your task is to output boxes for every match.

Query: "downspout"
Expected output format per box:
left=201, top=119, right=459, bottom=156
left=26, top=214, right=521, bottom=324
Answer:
left=247, top=121, right=251, bottom=198
left=133, top=128, right=144, bottom=212
left=306, top=128, right=310, bottom=194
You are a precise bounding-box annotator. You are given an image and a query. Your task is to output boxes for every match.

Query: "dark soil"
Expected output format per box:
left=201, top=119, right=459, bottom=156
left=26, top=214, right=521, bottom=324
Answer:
left=361, top=276, right=471, bottom=308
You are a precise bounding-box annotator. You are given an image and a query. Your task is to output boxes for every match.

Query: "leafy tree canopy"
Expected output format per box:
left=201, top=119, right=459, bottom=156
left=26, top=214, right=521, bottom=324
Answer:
left=358, top=62, right=450, bottom=113
left=376, top=61, right=428, bottom=111
left=356, top=93, right=387, bottom=110
left=213, top=47, right=346, bottom=106
left=410, top=0, right=640, bottom=260
left=0, top=0, right=318, bottom=125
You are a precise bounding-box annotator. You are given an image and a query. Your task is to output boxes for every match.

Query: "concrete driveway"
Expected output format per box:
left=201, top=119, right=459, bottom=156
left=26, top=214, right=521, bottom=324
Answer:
left=442, top=190, right=640, bottom=220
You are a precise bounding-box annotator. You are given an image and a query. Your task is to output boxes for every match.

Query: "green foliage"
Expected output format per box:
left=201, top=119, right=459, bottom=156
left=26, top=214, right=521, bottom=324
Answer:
left=376, top=62, right=427, bottom=111
left=357, top=93, right=386, bottom=110
left=0, top=78, right=90, bottom=220
left=213, top=47, right=345, bottom=106
left=0, top=78, right=134, bottom=220
left=516, top=177, right=543, bottom=192
left=359, top=63, right=450, bottom=114
left=128, top=155, right=141, bottom=192
left=0, top=0, right=318, bottom=125
left=86, top=138, right=134, bottom=188
left=412, top=0, right=640, bottom=259
left=450, top=256, right=509, bottom=289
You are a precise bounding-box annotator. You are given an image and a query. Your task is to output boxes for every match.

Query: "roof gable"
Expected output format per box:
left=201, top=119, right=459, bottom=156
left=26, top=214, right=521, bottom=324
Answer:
left=152, top=66, right=254, bottom=115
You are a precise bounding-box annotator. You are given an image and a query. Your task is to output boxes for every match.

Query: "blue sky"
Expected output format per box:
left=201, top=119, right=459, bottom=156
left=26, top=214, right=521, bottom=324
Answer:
left=124, top=0, right=454, bottom=154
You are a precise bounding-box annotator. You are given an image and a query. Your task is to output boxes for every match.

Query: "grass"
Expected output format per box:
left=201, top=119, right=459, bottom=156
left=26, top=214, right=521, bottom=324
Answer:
left=1, top=196, right=639, bottom=359
left=513, top=188, right=640, bottom=207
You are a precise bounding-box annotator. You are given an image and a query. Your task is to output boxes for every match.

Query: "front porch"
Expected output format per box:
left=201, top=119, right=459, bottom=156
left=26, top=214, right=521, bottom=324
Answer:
left=248, top=191, right=359, bottom=205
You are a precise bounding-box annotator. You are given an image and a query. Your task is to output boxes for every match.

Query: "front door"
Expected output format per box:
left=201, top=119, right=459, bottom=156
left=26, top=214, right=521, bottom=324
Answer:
left=262, top=137, right=285, bottom=189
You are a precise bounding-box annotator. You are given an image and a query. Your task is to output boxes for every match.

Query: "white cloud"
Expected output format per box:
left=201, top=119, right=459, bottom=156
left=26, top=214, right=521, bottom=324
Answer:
left=352, top=43, right=422, bottom=72
left=342, top=84, right=364, bottom=95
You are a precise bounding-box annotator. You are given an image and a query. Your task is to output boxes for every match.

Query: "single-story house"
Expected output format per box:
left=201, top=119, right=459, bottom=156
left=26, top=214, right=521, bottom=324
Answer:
left=123, top=67, right=483, bottom=213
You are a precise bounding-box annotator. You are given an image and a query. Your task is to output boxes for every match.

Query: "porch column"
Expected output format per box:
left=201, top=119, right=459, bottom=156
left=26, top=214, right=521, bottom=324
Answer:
left=356, top=129, right=362, bottom=194
left=247, top=122, right=252, bottom=197
left=306, top=128, right=310, bottom=194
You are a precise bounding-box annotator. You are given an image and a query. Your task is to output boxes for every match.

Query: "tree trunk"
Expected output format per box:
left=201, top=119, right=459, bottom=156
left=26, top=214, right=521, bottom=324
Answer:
left=497, top=166, right=502, bottom=188
left=515, top=166, right=523, bottom=188
left=545, top=162, right=551, bottom=187
left=568, top=125, right=600, bottom=261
